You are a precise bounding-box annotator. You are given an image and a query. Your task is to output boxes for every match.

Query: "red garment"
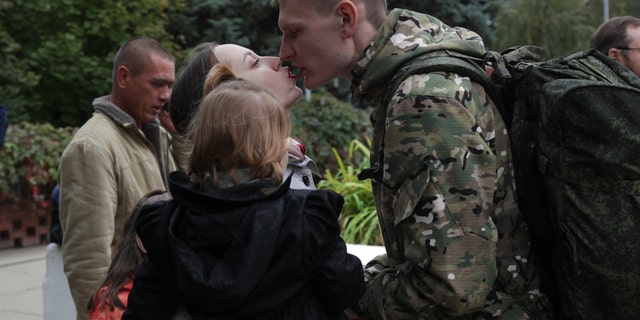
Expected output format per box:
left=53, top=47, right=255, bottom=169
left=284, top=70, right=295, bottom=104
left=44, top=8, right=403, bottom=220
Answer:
left=89, top=278, right=133, bottom=320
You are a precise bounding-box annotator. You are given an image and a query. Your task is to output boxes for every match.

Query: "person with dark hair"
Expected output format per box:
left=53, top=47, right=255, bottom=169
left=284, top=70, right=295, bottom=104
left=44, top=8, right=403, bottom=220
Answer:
left=87, top=190, right=169, bottom=320
left=123, top=65, right=364, bottom=320
left=169, top=42, right=320, bottom=190
left=591, top=15, right=640, bottom=77
left=58, top=36, right=177, bottom=320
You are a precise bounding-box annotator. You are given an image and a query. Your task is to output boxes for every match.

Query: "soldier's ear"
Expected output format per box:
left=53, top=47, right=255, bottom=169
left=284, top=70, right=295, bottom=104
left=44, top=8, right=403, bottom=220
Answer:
left=337, top=0, right=358, bottom=39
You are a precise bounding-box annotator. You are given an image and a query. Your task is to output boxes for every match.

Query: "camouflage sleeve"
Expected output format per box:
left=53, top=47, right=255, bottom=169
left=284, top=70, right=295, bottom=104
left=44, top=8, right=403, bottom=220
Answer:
left=365, top=72, right=501, bottom=318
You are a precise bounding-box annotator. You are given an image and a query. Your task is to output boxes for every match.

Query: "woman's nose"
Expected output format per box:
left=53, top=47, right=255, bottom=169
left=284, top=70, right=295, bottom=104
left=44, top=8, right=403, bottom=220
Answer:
left=264, top=56, right=281, bottom=70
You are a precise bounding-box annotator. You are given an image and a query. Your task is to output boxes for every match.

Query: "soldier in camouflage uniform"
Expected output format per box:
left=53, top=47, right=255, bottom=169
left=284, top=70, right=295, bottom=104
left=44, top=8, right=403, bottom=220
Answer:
left=278, top=1, right=551, bottom=319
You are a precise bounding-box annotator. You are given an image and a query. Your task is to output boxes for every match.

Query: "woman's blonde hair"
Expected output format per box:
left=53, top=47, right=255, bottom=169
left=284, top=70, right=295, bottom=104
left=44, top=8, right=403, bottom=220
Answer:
left=187, top=65, right=290, bottom=189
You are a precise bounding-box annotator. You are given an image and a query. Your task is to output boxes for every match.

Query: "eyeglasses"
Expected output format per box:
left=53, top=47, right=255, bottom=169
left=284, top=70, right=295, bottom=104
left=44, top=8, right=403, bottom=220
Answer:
left=617, top=47, right=640, bottom=52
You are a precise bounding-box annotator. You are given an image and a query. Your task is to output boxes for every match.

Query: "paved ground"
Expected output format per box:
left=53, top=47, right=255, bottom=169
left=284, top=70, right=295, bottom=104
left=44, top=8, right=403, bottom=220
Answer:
left=0, top=244, right=46, bottom=320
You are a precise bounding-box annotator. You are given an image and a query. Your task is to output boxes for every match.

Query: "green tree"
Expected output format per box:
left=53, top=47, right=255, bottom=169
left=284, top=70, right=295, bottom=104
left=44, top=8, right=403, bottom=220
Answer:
left=493, top=0, right=630, bottom=59
left=627, top=0, right=640, bottom=17
left=168, top=0, right=281, bottom=58
left=0, top=0, right=181, bottom=127
left=0, top=1, right=38, bottom=121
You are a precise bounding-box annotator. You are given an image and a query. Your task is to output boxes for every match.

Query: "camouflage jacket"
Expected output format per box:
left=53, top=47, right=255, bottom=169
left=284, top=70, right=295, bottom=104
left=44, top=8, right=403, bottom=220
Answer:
left=351, top=9, right=548, bottom=319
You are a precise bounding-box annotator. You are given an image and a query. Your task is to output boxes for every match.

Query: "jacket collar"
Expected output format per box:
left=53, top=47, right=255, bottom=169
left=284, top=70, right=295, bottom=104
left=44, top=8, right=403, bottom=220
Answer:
left=92, top=95, right=162, bottom=129
left=351, top=9, right=487, bottom=102
left=168, top=171, right=293, bottom=215
left=93, top=95, right=169, bottom=186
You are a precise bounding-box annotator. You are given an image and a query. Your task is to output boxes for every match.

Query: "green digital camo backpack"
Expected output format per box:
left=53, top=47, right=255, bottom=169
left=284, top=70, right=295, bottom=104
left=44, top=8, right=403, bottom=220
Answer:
left=384, top=48, right=640, bottom=319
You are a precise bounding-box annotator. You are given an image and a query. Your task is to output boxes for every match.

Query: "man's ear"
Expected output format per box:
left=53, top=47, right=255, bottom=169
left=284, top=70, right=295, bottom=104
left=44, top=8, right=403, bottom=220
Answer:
left=337, top=0, right=358, bottom=38
left=608, top=48, right=621, bottom=62
left=115, top=65, right=130, bottom=89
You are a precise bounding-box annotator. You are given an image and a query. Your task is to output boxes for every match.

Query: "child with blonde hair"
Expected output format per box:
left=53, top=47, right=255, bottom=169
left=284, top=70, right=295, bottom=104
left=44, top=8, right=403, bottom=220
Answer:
left=123, top=65, right=364, bottom=320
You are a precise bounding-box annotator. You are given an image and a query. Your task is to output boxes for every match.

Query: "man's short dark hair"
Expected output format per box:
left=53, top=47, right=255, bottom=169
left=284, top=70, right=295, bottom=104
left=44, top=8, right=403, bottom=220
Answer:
left=590, top=16, right=640, bottom=55
left=112, top=36, right=174, bottom=79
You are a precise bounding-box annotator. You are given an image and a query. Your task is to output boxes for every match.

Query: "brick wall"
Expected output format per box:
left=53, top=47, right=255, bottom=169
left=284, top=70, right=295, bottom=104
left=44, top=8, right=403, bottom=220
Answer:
left=0, top=201, right=50, bottom=250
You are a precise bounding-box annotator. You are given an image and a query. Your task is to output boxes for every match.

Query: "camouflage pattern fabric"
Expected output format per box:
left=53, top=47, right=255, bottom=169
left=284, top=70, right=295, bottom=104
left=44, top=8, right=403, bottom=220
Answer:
left=351, top=9, right=550, bottom=319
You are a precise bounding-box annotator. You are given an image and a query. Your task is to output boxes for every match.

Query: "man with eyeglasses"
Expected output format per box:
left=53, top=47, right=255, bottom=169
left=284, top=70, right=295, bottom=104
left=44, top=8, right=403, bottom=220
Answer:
left=591, top=15, right=640, bottom=77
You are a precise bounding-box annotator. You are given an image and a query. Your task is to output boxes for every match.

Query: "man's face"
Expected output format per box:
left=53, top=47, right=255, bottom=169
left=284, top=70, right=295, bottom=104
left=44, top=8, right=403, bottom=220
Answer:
left=278, top=0, right=354, bottom=89
left=123, top=54, right=175, bottom=126
left=618, top=25, right=640, bottom=78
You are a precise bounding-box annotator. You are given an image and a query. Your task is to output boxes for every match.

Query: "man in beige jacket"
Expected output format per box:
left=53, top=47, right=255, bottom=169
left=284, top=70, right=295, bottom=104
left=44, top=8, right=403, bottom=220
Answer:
left=58, top=36, right=176, bottom=320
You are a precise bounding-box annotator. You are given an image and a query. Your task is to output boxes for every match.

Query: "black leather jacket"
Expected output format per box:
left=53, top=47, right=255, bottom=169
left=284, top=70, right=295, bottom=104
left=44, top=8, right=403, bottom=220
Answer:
left=123, top=171, right=365, bottom=320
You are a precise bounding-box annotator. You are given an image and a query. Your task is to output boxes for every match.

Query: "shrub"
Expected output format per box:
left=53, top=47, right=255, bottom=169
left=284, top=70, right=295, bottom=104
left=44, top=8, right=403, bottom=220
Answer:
left=290, top=89, right=372, bottom=173
left=0, top=122, right=76, bottom=203
left=318, top=139, right=382, bottom=246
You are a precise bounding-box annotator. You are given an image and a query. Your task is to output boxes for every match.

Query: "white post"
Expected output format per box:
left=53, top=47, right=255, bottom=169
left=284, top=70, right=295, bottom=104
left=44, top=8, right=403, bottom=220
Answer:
left=603, top=0, right=609, bottom=22
left=43, top=243, right=76, bottom=320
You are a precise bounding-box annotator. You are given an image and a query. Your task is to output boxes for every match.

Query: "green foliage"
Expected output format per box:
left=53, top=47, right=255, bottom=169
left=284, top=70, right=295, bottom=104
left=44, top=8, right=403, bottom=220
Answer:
left=629, top=0, right=640, bottom=17
left=493, top=0, right=632, bottom=59
left=168, top=0, right=281, bottom=57
left=289, top=90, right=372, bottom=173
left=0, top=0, right=182, bottom=127
left=0, top=123, right=76, bottom=202
left=318, top=139, right=381, bottom=245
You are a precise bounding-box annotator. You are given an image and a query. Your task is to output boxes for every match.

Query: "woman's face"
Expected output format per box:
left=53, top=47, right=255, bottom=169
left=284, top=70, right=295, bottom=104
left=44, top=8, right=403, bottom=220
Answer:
left=213, top=44, right=302, bottom=110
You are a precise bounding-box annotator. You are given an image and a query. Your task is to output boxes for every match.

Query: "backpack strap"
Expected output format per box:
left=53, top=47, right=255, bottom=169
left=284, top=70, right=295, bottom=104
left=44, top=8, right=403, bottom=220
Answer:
left=486, top=45, right=543, bottom=128
left=486, top=46, right=543, bottom=85
left=382, top=47, right=543, bottom=128
left=382, top=50, right=497, bottom=108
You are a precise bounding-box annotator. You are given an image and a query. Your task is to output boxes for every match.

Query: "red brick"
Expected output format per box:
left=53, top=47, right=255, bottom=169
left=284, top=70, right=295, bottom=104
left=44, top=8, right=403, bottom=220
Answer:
left=0, top=201, right=50, bottom=250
